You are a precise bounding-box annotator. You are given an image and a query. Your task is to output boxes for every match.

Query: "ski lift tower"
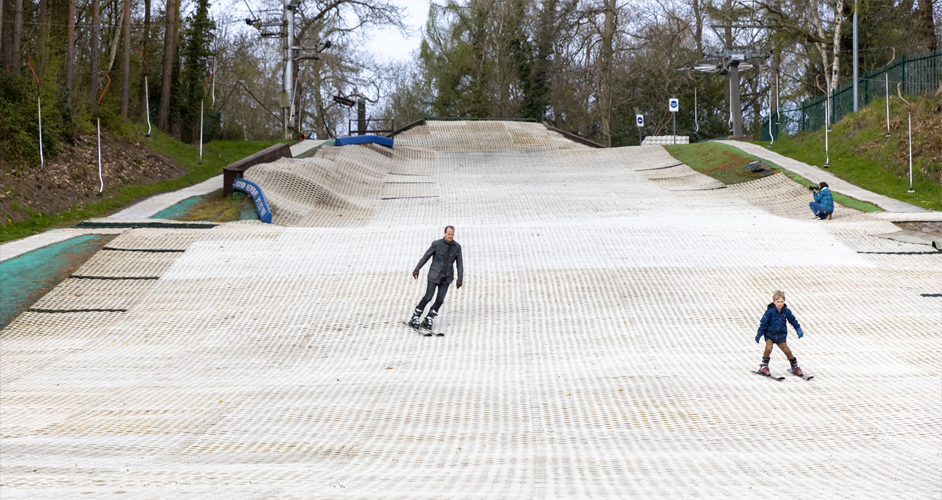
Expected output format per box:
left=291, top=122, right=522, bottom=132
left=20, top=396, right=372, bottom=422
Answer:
left=247, top=0, right=330, bottom=139
left=686, top=47, right=768, bottom=140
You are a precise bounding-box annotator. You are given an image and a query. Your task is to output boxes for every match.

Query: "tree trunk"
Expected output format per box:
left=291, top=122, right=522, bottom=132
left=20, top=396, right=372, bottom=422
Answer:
left=724, top=0, right=732, bottom=129
left=599, top=0, right=615, bottom=147
left=0, top=0, right=6, bottom=72
left=12, top=0, right=23, bottom=72
left=692, top=0, right=703, bottom=56
left=829, top=0, right=842, bottom=91
left=916, top=0, right=937, bottom=50
left=312, top=67, right=326, bottom=139
left=142, top=0, right=151, bottom=112
left=158, top=0, right=177, bottom=130
left=65, top=0, right=76, bottom=106
left=38, top=0, right=50, bottom=71
left=106, top=4, right=124, bottom=73
left=90, top=0, right=100, bottom=108
left=121, top=0, right=131, bottom=119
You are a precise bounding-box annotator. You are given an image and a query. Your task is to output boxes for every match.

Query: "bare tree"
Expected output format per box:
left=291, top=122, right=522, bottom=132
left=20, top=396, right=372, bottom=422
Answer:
left=142, top=0, right=152, bottom=113
left=38, top=0, right=50, bottom=70
left=599, top=0, right=616, bottom=146
left=65, top=0, right=76, bottom=107
left=11, top=0, right=23, bottom=72
left=90, top=0, right=100, bottom=107
left=121, top=0, right=131, bottom=118
left=917, top=0, right=938, bottom=50
left=158, top=0, right=177, bottom=130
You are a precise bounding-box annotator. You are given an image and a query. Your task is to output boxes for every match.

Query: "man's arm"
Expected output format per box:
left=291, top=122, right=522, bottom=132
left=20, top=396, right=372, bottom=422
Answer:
left=414, top=243, right=436, bottom=272
left=456, top=246, right=463, bottom=282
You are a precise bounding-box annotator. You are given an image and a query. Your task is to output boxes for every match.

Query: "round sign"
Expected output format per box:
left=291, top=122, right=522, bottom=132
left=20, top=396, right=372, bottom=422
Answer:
left=669, top=98, right=679, bottom=112
left=636, top=114, right=644, bottom=126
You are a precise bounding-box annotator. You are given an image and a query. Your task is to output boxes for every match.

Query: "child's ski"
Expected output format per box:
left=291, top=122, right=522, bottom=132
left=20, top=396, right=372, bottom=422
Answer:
left=787, top=369, right=814, bottom=381
left=752, top=370, right=785, bottom=381
left=403, top=320, right=433, bottom=337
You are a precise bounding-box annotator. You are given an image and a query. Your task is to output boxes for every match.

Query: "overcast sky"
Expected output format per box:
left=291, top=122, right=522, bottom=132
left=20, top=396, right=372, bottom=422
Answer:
left=213, top=0, right=431, bottom=63
left=369, top=0, right=430, bottom=63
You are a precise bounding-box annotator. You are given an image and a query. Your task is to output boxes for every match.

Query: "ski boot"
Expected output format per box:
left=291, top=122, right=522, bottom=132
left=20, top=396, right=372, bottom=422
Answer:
left=408, top=312, right=422, bottom=330
left=421, top=314, right=435, bottom=331
left=758, top=363, right=771, bottom=376
left=790, top=365, right=804, bottom=377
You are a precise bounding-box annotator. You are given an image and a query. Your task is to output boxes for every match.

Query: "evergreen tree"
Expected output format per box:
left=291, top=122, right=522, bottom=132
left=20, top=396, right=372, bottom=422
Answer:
left=176, top=0, right=215, bottom=142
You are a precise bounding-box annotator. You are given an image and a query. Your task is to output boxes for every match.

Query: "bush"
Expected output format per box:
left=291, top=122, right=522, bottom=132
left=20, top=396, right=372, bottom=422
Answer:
left=0, top=74, right=75, bottom=167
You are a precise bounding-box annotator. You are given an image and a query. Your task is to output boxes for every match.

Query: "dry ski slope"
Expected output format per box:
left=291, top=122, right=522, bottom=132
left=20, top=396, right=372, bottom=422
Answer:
left=2, top=121, right=940, bottom=498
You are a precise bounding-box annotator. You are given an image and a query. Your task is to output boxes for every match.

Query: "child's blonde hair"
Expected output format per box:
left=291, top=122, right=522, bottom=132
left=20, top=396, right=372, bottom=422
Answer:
left=772, top=290, right=786, bottom=302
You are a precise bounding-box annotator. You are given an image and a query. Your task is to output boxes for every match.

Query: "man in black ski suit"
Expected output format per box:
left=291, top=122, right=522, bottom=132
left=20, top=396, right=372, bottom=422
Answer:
left=409, top=225, right=463, bottom=331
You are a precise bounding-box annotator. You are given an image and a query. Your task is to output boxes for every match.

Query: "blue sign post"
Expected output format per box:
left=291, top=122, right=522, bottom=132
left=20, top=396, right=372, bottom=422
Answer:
left=232, top=178, right=273, bottom=224
left=636, top=114, right=644, bottom=145
left=669, top=98, right=679, bottom=144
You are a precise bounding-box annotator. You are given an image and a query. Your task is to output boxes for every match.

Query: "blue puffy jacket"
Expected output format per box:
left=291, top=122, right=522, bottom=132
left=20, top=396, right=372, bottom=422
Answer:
left=814, top=188, right=834, bottom=213
left=756, top=304, right=802, bottom=343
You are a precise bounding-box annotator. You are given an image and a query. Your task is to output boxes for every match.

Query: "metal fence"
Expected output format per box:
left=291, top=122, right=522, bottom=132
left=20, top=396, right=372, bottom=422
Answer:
left=762, top=48, right=940, bottom=140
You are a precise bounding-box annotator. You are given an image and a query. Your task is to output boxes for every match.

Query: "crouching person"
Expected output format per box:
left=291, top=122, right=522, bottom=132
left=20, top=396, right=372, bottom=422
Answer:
left=809, top=181, right=834, bottom=220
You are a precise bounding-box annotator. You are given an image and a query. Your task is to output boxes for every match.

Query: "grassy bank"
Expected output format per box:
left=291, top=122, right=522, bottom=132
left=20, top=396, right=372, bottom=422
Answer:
left=754, top=95, right=941, bottom=211
left=664, top=142, right=883, bottom=212
left=1, top=125, right=285, bottom=243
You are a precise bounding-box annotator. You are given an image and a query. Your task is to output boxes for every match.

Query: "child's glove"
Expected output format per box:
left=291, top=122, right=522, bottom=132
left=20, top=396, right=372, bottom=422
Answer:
left=796, top=328, right=804, bottom=339
left=755, top=333, right=762, bottom=343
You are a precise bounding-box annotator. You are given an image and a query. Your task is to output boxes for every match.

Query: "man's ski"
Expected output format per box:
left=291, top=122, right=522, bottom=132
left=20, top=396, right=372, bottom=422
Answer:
left=752, top=370, right=785, bottom=381
left=403, top=320, right=432, bottom=337
left=787, top=369, right=814, bottom=381
left=422, top=325, right=445, bottom=337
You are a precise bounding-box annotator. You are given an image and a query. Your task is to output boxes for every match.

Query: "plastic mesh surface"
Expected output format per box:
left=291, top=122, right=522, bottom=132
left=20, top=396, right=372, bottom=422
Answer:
left=2, top=122, right=939, bottom=498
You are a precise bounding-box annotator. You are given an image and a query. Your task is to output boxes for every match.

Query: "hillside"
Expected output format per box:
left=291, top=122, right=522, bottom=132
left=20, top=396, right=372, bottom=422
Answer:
left=761, top=91, right=942, bottom=211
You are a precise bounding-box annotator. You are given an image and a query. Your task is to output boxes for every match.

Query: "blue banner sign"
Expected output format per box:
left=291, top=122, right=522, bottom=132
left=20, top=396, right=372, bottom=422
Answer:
left=232, top=178, right=272, bottom=223
left=334, top=135, right=394, bottom=148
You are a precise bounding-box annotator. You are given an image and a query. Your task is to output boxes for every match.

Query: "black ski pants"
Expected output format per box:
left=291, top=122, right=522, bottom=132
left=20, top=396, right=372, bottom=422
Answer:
left=416, top=280, right=449, bottom=316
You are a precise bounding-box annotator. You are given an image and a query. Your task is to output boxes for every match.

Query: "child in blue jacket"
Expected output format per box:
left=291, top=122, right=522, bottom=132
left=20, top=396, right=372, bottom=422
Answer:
left=755, top=290, right=806, bottom=376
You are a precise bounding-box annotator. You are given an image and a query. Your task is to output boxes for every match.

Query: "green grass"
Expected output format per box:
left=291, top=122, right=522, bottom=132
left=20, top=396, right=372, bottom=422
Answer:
left=665, top=142, right=883, bottom=213
left=0, top=124, right=287, bottom=243
left=754, top=96, right=941, bottom=212
left=154, top=190, right=258, bottom=222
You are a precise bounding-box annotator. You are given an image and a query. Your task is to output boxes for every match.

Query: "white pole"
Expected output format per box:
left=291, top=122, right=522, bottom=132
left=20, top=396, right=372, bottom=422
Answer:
left=144, top=76, right=151, bottom=136
left=907, top=108, right=913, bottom=192
left=97, top=118, right=103, bottom=195
left=694, top=86, right=698, bottom=133
left=38, top=96, right=44, bottom=170
left=885, top=73, right=890, bottom=137
left=199, top=98, right=204, bottom=164
left=824, top=96, right=830, bottom=168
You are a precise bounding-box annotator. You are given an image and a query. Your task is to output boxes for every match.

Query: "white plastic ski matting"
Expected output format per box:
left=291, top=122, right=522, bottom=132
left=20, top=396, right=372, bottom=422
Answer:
left=2, top=122, right=939, bottom=499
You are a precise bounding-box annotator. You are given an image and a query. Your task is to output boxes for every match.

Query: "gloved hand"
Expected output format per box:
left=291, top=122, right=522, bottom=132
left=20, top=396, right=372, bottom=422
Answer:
left=755, top=333, right=762, bottom=344
left=456, top=280, right=462, bottom=289
left=796, top=328, right=804, bottom=339
left=412, top=270, right=419, bottom=279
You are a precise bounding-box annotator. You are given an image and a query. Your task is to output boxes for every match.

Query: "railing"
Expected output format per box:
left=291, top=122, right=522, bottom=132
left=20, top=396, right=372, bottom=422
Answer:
left=762, top=48, right=940, bottom=139
left=347, top=118, right=395, bottom=137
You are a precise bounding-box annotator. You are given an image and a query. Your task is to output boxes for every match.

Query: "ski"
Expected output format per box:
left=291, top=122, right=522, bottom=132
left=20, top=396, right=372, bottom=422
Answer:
left=422, top=326, right=444, bottom=337
left=403, top=320, right=432, bottom=337
left=787, top=369, right=814, bottom=381
left=752, top=370, right=784, bottom=381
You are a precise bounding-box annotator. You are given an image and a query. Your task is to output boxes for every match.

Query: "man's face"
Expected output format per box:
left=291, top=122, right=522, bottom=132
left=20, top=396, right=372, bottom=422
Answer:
left=444, top=228, right=454, bottom=243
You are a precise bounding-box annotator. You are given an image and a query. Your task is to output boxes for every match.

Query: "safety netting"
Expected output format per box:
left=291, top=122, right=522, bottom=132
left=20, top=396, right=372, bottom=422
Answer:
left=1, top=121, right=939, bottom=498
